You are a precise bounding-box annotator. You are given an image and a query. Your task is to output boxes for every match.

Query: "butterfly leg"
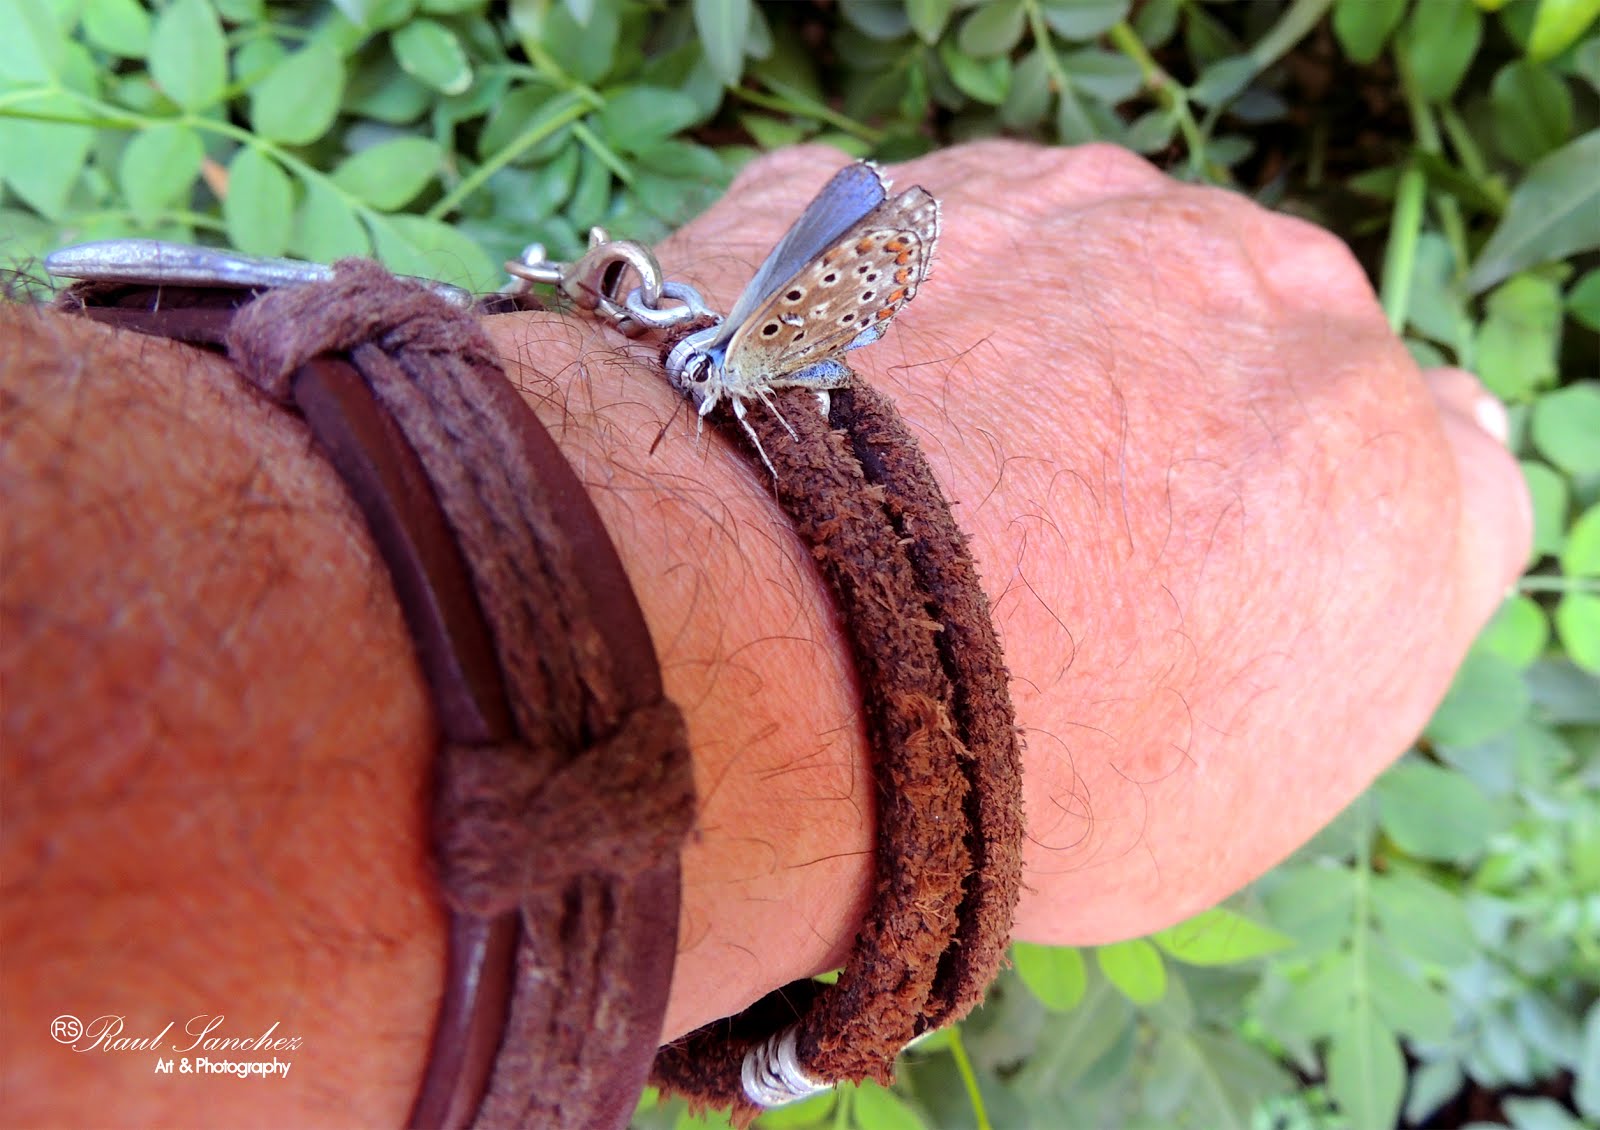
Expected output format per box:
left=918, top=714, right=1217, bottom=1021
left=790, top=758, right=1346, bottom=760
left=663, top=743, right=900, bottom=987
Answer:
left=729, top=395, right=778, bottom=478
left=754, top=386, right=800, bottom=442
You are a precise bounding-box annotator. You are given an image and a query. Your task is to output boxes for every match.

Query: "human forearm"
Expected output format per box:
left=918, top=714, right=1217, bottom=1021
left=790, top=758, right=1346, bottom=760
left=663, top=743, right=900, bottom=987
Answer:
left=1, top=140, right=1529, bottom=1128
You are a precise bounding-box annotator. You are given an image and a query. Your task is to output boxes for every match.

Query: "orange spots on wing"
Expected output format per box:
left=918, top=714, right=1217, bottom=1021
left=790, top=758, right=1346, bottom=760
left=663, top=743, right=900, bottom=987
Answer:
left=895, top=250, right=912, bottom=265
left=883, top=237, right=908, bottom=252
left=885, top=288, right=907, bottom=305
left=894, top=267, right=911, bottom=284
left=855, top=237, right=875, bottom=253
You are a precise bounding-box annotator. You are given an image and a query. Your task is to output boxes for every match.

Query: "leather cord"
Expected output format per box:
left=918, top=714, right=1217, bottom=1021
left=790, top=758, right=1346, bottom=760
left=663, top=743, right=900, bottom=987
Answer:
left=649, top=337, right=1023, bottom=1120
left=55, top=263, right=695, bottom=1130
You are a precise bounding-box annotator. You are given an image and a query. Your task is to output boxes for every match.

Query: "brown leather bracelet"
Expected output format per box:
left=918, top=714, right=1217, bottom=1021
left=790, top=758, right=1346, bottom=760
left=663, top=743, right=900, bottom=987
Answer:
left=54, top=262, right=695, bottom=1129
left=650, top=332, right=1023, bottom=1119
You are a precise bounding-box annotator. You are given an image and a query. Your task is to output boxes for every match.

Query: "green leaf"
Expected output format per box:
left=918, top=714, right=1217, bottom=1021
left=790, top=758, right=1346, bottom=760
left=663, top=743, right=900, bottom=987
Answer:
left=1426, top=649, right=1533, bottom=750
left=530, top=0, right=620, bottom=86
left=1491, top=60, right=1573, bottom=166
left=840, top=0, right=911, bottom=40
left=694, top=0, right=751, bottom=86
left=1531, top=383, right=1600, bottom=476
left=224, top=146, right=295, bottom=257
left=1479, top=594, right=1551, bottom=667
left=1527, top=0, right=1600, bottom=60
left=1466, top=130, right=1600, bottom=293
left=1133, top=0, right=1179, bottom=43
left=1012, top=942, right=1087, bottom=1011
left=0, top=0, right=66, bottom=82
left=850, top=1082, right=928, bottom=1130
left=1563, top=505, right=1600, bottom=577
left=218, top=0, right=268, bottom=19
left=1012, top=976, right=1135, bottom=1094
left=1000, top=48, right=1051, bottom=127
left=1407, top=1058, right=1465, bottom=1126
left=1325, top=1008, right=1405, bottom=1130
left=1191, top=55, right=1257, bottom=107
left=566, top=144, right=613, bottom=231
left=1367, top=945, right=1456, bottom=1043
left=330, top=137, right=442, bottom=211
left=1150, top=907, right=1294, bottom=966
left=1556, top=593, right=1600, bottom=674
left=598, top=86, right=704, bottom=152
left=1523, top=460, right=1570, bottom=560
left=1505, top=1097, right=1591, bottom=1130
left=369, top=213, right=498, bottom=291
left=1399, top=0, right=1483, bottom=102
left=1376, top=759, right=1499, bottom=863
left=0, top=91, right=93, bottom=220
left=1143, top=1027, right=1290, bottom=1127
left=293, top=178, right=371, bottom=262
left=1569, top=269, right=1600, bottom=331
left=149, top=0, right=228, bottom=110
left=1406, top=233, right=1470, bottom=348
left=1039, top=0, right=1129, bottom=40
left=1256, top=955, right=1355, bottom=1050
left=1332, top=0, right=1407, bottom=63
left=249, top=41, right=345, bottom=144
left=939, top=40, right=1010, bottom=104
left=1261, top=864, right=1357, bottom=952
left=1096, top=938, right=1167, bottom=1005
left=907, top=0, right=956, bottom=43
left=118, top=123, right=204, bottom=226
left=391, top=18, right=472, bottom=95
left=1062, top=48, right=1142, bottom=102
left=82, top=0, right=153, bottom=58
left=675, top=1104, right=734, bottom=1129
left=1369, top=870, right=1477, bottom=967
left=346, top=51, right=432, bottom=123
left=1475, top=273, right=1562, bottom=400
left=752, top=1089, right=835, bottom=1127
left=957, top=0, right=1025, bottom=58
left=1125, top=108, right=1178, bottom=153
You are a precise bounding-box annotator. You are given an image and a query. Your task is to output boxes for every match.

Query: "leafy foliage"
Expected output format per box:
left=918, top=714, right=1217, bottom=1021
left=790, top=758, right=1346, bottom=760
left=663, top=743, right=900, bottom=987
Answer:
left=4, top=1, right=1598, bottom=1128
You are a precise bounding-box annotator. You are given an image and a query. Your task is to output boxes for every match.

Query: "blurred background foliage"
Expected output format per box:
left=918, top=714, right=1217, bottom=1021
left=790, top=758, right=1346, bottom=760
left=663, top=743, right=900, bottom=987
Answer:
left=2, top=0, right=1597, bottom=1127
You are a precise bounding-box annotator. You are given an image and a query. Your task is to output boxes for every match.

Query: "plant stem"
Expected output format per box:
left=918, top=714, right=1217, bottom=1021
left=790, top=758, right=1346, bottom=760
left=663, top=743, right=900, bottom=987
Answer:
left=1105, top=21, right=1209, bottom=176
left=427, top=92, right=591, bottom=220
left=947, top=1024, right=994, bottom=1130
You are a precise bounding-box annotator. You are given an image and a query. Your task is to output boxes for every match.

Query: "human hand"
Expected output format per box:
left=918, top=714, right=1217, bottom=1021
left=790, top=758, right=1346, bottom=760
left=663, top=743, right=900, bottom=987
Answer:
left=648, top=140, right=1530, bottom=945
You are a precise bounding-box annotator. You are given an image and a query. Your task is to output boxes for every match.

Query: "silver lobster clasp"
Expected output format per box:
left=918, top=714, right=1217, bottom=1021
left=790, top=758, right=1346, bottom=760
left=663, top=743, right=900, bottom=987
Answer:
left=504, top=228, right=712, bottom=338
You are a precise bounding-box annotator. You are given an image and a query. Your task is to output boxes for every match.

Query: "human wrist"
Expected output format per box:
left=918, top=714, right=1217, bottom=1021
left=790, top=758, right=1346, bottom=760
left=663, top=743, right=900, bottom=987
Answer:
left=481, top=311, right=876, bottom=1040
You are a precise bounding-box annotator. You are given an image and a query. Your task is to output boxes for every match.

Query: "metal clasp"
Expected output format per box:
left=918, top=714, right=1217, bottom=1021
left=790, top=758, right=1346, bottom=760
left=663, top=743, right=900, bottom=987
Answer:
left=503, top=227, right=714, bottom=338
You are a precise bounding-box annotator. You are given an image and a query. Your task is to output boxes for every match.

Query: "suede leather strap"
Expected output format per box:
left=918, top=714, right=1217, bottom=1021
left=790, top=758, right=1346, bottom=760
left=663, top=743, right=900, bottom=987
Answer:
left=650, top=334, right=1023, bottom=1122
left=55, top=263, right=694, bottom=1130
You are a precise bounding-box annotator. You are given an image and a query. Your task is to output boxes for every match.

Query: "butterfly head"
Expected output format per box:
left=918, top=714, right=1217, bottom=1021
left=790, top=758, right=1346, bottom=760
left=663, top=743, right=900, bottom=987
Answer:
left=664, top=323, right=726, bottom=415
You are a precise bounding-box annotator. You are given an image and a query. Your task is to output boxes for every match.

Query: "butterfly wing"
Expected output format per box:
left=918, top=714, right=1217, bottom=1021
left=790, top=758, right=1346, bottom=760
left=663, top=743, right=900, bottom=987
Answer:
left=712, top=162, right=889, bottom=348
left=721, top=186, right=939, bottom=387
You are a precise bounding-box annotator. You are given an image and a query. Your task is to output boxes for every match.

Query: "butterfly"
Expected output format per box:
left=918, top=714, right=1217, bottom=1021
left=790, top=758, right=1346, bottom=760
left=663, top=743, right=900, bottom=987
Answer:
left=664, top=161, right=940, bottom=472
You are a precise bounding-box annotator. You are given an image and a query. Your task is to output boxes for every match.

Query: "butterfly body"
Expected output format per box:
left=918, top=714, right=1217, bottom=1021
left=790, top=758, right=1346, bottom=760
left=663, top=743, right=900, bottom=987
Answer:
left=666, top=162, right=939, bottom=470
